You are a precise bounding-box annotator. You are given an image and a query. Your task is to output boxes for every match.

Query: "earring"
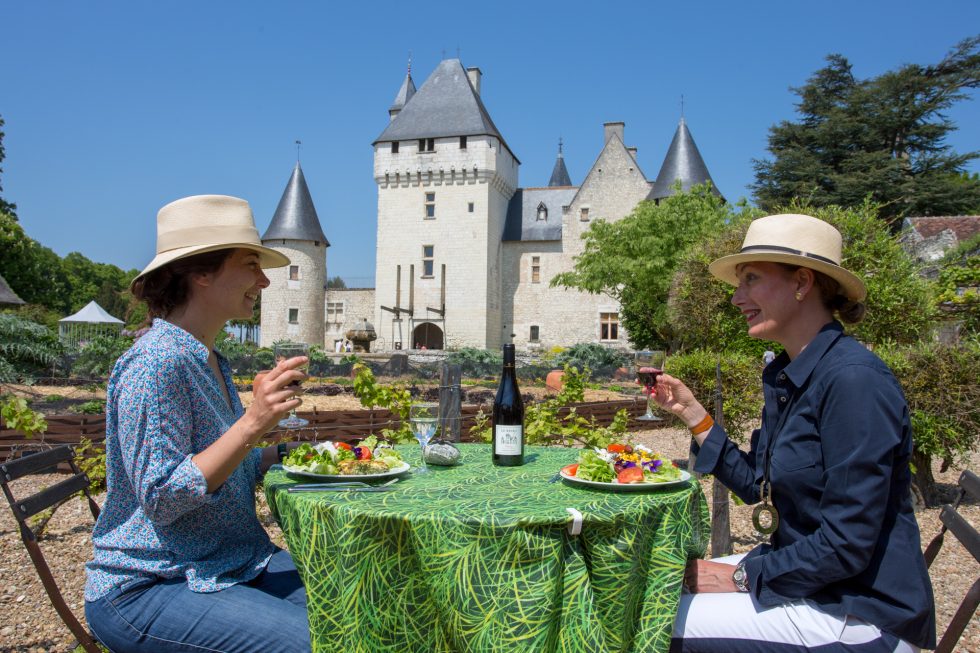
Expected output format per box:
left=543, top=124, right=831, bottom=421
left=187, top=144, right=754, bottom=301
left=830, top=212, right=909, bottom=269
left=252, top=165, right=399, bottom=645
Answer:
left=795, top=291, right=803, bottom=301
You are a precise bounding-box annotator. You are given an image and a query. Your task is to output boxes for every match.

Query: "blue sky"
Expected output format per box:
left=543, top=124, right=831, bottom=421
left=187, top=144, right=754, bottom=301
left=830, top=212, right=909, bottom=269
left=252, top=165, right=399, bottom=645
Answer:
left=4, top=1, right=978, bottom=287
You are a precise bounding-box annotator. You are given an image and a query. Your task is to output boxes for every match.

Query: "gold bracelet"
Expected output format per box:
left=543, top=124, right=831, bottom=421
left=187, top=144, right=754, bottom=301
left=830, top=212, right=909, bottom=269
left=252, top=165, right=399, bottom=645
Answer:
left=690, top=414, right=714, bottom=436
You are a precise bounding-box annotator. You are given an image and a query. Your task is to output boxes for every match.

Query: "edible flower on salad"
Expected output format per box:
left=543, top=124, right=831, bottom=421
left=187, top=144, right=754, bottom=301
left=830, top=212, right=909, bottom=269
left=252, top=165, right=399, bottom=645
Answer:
left=570, top=443, right=680, bottom=484
left=283, top=436, right=403, bottom=475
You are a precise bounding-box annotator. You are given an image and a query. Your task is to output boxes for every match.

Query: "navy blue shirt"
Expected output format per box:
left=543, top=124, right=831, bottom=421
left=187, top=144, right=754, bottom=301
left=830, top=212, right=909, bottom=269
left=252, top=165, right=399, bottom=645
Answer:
left=694, top=321, right=935, bottom=648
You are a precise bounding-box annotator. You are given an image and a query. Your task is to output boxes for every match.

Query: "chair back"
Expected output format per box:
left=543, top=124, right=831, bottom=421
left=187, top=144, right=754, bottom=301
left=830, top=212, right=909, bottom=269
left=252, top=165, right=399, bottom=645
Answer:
left=0, top=445, right=102, bottom=653
left=923, top=469, right=980, bottom=653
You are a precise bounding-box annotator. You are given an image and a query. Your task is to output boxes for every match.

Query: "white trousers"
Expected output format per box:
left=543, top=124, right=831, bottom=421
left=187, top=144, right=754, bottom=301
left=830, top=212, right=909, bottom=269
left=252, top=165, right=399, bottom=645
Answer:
left=671, top=554, right=919, bottom=653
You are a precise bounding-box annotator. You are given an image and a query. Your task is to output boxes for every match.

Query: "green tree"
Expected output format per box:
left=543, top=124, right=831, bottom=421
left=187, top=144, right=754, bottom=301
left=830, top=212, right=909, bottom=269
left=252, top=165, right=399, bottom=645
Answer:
left=752, top=37, right=980, bottom=227
left=0, top=115, right=16, bottom=219
left=326, top=275, right=347, bottom=289
left=0, top=210, right=71, bottom=311
left=61, top=251, right=134, bottom=317
left=552, top=184, right=755, bottom=349
left=669, top=202, right=935, bottom=352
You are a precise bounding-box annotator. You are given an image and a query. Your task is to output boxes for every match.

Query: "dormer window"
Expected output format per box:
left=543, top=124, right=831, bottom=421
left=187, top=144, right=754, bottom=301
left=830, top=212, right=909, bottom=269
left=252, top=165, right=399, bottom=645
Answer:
left=459, top=136, right=467, bottom=149
left=536, top=203, right=548, bottom=221
left=419, top=138, right=435, bottom=152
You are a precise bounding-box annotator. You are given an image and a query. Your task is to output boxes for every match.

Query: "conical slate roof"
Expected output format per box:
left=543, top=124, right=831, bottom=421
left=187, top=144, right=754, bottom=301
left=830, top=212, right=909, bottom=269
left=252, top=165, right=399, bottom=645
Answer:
left=0, top=272, right=24, bottom=305
left=262, top=163, right=330, bottom=245
left=548, top=140, right=572, bottom=187
left=648, top=118, right=722, bottom=200
left=373, top=59, right=518, bottom=162
left=390, top=70, right=416, bottom=112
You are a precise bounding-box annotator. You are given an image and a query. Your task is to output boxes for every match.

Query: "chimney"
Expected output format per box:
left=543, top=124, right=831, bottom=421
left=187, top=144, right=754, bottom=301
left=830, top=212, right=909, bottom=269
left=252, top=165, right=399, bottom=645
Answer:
left=604, top=121, right=625, bottom=143
left=466, top=67, right=482, bottom=95
left=627, top=146, right=638, bottom=160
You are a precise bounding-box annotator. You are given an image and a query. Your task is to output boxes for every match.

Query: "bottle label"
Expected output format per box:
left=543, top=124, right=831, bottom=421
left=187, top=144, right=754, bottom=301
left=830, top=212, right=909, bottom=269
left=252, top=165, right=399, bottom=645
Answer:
left=495, top=425, right=523, bottom=455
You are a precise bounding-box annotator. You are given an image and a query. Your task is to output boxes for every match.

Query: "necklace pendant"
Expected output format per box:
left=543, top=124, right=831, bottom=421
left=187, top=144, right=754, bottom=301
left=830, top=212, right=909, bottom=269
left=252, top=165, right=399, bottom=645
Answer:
left=752, top=500, right=779, bottom=535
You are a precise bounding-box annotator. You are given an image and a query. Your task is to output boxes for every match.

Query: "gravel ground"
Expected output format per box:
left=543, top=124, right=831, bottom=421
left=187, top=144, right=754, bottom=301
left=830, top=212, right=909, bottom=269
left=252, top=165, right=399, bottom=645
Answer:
left=1, top=405, right=977, bottom=652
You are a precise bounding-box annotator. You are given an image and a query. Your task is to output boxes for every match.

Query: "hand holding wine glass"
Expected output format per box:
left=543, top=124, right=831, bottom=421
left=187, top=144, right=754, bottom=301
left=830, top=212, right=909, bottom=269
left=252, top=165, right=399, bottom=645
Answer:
left=273, top=342, right=310, bottom=429
left=634, top=350, right=666, bottom=422
left=409, top=402, right=439, bottom=474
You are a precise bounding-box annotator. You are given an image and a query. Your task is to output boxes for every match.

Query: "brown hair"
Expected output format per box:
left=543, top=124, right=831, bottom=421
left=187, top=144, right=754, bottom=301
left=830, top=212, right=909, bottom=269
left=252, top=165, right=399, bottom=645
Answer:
left=778, top=264, right=866, bottom=324
left=132, top=249, right=235, bottom=320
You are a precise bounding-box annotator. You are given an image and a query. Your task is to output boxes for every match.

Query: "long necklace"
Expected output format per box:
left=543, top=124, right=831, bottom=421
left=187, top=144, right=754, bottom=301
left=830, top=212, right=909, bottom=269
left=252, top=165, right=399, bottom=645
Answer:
left=752, top=388, right=797, bottom=536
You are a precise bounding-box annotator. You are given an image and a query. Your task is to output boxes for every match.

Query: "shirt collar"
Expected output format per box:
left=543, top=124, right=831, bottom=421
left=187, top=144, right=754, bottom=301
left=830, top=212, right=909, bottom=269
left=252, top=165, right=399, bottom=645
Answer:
left=153, top=318, right=211, bottom=363
left=777, top=320, right=845, bottom=388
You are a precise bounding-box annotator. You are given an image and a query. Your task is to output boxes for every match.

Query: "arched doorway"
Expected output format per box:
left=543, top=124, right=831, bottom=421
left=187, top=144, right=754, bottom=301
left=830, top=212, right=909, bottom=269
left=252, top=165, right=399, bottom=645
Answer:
left=412, top=322, right=444, bottom=350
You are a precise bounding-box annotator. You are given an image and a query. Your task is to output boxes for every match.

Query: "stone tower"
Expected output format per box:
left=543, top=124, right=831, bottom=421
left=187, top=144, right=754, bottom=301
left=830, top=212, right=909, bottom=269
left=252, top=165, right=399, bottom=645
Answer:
left=259, top=162, right=329, bottom=347
left=372, top=59, right=518, bottom=350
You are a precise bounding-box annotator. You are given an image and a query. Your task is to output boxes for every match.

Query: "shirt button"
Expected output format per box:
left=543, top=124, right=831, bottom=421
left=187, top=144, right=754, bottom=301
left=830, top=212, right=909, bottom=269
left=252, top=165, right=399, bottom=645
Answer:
left=777, top=373, right=786, bottom=383
left=779, top=395, right=787, bottom=403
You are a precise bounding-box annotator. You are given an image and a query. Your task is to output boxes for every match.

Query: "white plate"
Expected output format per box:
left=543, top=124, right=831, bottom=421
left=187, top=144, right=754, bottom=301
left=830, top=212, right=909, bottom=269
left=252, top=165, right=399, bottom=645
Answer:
left=560, top=468, right=691, bottom=491
left=281, top=461, right=411, bottom=481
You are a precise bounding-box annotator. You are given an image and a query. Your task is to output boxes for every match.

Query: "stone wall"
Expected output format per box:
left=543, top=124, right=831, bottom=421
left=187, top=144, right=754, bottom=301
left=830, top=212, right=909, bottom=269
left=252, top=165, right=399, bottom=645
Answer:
left=325, top=288, right=376, bottom=350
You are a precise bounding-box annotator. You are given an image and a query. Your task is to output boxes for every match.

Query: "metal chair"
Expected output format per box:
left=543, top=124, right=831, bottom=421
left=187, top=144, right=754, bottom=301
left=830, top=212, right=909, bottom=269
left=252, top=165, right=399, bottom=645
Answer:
left=923, top=469, right=980, bottom=653
left=0, top=445, right=102, bottom=653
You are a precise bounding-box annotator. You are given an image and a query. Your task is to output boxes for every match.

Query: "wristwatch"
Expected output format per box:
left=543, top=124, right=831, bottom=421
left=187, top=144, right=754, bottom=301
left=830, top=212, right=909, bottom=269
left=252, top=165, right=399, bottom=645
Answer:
left=277, top=442, right=289, bottom=463
left=732, top=560, right=750, bottom=593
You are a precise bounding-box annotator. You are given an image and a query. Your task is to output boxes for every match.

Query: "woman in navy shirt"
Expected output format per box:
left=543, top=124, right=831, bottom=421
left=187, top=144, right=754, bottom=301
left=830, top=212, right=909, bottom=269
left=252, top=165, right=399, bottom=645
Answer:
left=659, top=214, right=935, bottom=652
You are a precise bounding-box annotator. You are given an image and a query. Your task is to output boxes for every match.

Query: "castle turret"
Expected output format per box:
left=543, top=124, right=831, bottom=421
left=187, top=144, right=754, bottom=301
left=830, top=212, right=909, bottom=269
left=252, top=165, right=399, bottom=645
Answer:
left=648, top=118, right=723, bottom=202
left=388, top=59, right=416, bottom=122
left=259, top=162, right=329, bottom=347
left=548, top=138, right=572, bottom=187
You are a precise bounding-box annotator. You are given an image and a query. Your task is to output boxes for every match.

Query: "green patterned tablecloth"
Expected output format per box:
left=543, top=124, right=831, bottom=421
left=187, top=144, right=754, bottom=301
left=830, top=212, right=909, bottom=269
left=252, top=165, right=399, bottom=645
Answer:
left=265, top=444, right=708, bottom=653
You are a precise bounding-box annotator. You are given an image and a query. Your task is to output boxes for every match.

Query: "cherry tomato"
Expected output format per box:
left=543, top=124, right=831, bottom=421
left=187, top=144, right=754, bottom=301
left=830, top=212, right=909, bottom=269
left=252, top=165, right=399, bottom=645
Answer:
left=617, top=466, right=644, bottom=484
left=607, top=443, right=627, bottom=453
left=562, top=463, right=579, bottom=477
left=356, top=446, right=372, bottom=461
left=335, top=442, right=352, bottom=451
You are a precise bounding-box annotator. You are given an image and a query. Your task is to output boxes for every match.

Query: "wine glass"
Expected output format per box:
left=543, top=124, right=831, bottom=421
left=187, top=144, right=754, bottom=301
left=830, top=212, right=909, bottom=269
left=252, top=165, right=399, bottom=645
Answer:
left=634, top=350, right=666, bottom=422
left=409, top=402, right=439, bottom=474
left=274, top=342, right=310, bottom=429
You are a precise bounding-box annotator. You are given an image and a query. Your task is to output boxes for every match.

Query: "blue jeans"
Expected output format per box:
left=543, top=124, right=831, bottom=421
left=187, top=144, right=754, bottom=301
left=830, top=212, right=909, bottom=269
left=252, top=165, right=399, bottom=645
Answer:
left=85, top=549, right=310, bottom=653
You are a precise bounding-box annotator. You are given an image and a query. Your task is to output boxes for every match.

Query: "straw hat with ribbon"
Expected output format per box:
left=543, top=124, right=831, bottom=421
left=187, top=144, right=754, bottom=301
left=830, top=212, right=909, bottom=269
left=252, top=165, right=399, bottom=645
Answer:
left=708, top=213, right=866, bottom=302
left=132, top=195, right=289, bottom=288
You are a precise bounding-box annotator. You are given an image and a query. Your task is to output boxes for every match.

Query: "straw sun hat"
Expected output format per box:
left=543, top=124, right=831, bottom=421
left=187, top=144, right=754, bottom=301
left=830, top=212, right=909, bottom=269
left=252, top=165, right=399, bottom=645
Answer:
left=132, top=195, right=289, bottom=286
left=708, top=213, right=867, bottom=302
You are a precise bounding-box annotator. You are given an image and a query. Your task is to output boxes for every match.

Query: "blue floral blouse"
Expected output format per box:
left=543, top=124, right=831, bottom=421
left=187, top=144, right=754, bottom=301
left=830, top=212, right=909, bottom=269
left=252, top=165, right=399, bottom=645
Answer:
left=85, top=319, right=274, bottom=601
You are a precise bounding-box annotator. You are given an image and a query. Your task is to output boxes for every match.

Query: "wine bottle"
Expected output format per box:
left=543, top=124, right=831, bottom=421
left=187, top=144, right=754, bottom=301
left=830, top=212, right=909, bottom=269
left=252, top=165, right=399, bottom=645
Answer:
left=492, top=343, right=525, bottom=466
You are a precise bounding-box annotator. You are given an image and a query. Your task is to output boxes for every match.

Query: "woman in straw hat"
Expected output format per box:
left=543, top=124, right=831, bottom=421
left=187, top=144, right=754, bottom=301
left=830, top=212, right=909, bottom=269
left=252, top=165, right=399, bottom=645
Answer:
left=84, top=195, right=311, bottom=652
left=657, top=214, right=934, bottom=652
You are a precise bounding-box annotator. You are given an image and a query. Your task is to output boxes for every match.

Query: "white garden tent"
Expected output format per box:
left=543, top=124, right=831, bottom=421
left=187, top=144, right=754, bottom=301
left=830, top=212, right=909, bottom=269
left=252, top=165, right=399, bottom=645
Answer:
left=58, top=300, right=124, bottom=348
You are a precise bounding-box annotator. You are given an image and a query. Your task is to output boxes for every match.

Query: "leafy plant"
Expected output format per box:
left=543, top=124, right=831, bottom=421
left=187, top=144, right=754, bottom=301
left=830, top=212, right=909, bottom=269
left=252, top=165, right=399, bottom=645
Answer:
left=0, top=395, right=48, bottom=435
left=71, top=335, right=133, bottom=379
left=445, top=347, right=502, bottom=378
left=0, top=312, right=63, bottom=382
left=552, top=343, right=629, bottom=377
left=932, top=234, right=979, bottom=336
left=470, top=364, right=630, bottom=449
left=351, top=363, right=414, bottom=443
left=75, top=436, right=107, bottom=494
left=72, top=399, right=106, bottom=415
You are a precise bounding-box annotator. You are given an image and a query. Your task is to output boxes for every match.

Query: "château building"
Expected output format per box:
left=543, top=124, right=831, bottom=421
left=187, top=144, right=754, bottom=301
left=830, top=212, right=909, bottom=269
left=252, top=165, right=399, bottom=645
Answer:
left=260, top=58, right=721, bottom=352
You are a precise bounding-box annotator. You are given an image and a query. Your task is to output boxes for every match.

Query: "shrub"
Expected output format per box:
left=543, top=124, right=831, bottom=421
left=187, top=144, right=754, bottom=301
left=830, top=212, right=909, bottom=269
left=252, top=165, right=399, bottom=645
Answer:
left=932, top=234, right=979, bottom=336
left=71, top=335, right=134, bottom=379
left=72, top=399, right=107, bottom=415
left=445, top=347, right=502, bottom=378
left=878, top=340, right=980, bottom=505
left=0, top=312, right=64, bottom=382
left=552, top=343, right=629, bottom=378
left=664, top=350, right=764, bottom=444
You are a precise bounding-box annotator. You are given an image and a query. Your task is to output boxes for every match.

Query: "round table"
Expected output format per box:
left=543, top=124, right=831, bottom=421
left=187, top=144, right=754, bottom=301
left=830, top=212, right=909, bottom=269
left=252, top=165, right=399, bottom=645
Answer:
left=265, top=444, right=708, bottom=653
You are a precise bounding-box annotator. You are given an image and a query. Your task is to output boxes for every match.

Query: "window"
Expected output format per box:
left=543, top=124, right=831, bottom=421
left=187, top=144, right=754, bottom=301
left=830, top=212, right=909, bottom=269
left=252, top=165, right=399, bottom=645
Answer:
left=419, top=138, right=435, bottom=152
left=326, top=302, right=344, bottom=323
left=288, top=308, right=299, bottom=324
left=391, top=141, right=399, bottom=154
left=580, top=207, right=590, bottom=221
left=422, top=245, right=434, bottom=277
left=600, top=313, right=619, bottom=340
left=531, top=256, right=541, bottom=283
left=529, top=325, right=540, bottom=342
left=536, top=202, right=548, bottom=221
left=288, top=265, right=300, bottom=281
left=424, top=192, right=435, bottom=219
left=459, top=136, right=467, bottom=149
left=468, top=202, right=474, bottom=213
